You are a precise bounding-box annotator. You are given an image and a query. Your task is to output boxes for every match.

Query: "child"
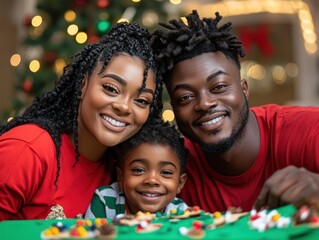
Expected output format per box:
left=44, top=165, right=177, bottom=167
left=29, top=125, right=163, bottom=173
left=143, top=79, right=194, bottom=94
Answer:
left=85, top=119, right=188, bottom=218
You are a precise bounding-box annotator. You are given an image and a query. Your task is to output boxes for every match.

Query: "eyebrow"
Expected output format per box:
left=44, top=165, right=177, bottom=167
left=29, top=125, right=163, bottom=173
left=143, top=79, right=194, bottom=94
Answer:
left=172, top=70, right=228, bottom=94
left=128, top=159, right=178, bottom=170
left=102, top=73, right=154, bottom=95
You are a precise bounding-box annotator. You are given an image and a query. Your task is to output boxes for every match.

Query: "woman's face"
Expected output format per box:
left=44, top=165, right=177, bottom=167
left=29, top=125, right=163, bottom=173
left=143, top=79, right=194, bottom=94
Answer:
left=77, top=54, right=156, bottom=161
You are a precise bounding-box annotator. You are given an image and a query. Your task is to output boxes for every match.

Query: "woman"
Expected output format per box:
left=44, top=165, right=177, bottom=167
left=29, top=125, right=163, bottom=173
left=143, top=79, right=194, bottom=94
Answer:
left=0, top=22, right=163, bottom=220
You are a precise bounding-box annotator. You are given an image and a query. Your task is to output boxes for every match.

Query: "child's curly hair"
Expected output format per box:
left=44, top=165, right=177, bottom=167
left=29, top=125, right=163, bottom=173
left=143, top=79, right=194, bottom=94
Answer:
left=112, top=118, right=188, bottom=174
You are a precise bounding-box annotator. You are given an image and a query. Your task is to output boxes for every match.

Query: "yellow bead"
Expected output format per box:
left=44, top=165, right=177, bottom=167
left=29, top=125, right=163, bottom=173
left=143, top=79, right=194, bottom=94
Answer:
left=214, top=211, right=222, bottom=218
left=43, top=229, right=52, bottom=236
left=77, top=226, right=87, bottom=237
left=50, top=226, right=60, bottom=235
left=85, top=219, right=92, bottom=226
left=272, top=213, right=281, bottom=222
left=170, top=209, right=177, bottom=214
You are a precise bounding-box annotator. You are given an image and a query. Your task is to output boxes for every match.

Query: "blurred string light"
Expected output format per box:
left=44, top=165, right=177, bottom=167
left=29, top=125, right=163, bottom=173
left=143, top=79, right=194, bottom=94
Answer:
left=162, top=109, right=175, bottom=122
left=118, top=7, right=136, bottom=23
left=183, top=0, right=317, bottom=54
left=10, top=54, right=21, bottom=67
left=64, top=10, right=76, bottom=22
left=29, top=60, right=40, bottom=73
left=241, top=60, right=299, bottom=87
left=170, top=0, right=182, bottom=5
left=31, top=15, right=42, bottom=27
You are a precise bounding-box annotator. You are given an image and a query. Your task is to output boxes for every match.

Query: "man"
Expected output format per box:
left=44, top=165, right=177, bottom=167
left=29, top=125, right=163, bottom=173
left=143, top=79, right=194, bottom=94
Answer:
left=151, top=10, right=319, bottom=212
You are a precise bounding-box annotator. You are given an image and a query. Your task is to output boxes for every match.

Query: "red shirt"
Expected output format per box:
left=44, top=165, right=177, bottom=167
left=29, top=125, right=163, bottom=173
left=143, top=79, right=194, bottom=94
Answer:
left=0, top=124, right=115, bottom=220
left=180, top=104, right=319, bottom=212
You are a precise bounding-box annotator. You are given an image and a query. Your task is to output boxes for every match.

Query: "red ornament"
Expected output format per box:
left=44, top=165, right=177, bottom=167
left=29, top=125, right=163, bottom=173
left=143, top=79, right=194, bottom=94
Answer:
left=88, top=35, right=100, bottom=43
left=23, top=78, right=33, bottom=93
left=73, top=0, right=90, bottom=8
left=239, top=24, right=274, bottom=58
left=97, top=0, right=110, bottom=8
left=43, top=51, right=58, bottom=65
left=23, top=16, right=33, bottom=26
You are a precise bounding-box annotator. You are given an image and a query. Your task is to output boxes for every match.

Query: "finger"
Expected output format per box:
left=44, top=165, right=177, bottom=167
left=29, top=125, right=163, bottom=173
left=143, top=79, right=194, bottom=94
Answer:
left=255, top=166, right=298, bottom=210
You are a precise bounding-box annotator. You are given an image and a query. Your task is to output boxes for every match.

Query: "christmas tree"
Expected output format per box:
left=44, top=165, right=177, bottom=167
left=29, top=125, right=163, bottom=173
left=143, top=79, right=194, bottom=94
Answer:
left=5, top=0, right=180, bottom=124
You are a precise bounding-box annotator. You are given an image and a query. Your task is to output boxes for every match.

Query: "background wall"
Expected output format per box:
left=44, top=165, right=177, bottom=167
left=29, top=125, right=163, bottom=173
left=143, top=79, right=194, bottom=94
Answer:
left=0, top=0, right=318, bottom=123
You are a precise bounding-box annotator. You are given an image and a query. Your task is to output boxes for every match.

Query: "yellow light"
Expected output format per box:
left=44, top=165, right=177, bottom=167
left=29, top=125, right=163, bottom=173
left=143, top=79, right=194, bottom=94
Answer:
left=10, top=54, right=21, bottom=67
left=272, top=65, right=286, bottom=84
left=67, top=24, right=79, bottom=36
left=31, top=15, right=43, bottom=27
left=75, top=32, right=87, bottom=44
left=54, top=58, right=66, bottom=76
left=162, top=109, right=175, bottom=122
left=131, top=0, right=140, bottom=2
left=170, top=0, right=182, bottom=4
left=7, top=117, right=14, bottom=122
left=29, top=60, right=40, bottom=73
left=64, top=10, right=76, bottom=22
left=117, top=18, right=129, bottom=23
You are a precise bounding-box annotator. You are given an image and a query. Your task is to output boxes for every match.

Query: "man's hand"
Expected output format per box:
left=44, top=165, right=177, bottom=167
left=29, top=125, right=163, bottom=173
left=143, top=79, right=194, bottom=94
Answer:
left=254, top=166, right=319, bottom=210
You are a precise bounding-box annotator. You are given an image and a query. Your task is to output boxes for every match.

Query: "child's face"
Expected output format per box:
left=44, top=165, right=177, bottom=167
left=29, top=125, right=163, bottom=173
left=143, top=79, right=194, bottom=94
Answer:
left=117, top=143, right=187, bottom=214
left=77, top=54, right=156, bottom=161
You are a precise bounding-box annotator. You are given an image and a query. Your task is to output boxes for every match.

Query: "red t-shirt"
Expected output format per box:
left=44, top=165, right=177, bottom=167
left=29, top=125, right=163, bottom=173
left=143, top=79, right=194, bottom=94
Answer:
left=0, top=124, right=115, bottom=220
left=180, top=104, right=319, bottom=212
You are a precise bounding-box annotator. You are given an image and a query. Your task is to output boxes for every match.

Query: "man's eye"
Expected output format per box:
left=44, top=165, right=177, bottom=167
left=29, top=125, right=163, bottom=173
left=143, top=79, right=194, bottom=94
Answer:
left=213, top=84, right=227, bottom=92
left=177, top=95, right=193, bottom=104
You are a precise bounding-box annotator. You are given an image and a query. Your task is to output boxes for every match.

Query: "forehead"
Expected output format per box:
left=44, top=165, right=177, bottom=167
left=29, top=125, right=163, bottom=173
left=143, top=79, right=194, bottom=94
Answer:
left=168, top=52, right=238, bottom=85
left=124, top=143, right=180, bottom=167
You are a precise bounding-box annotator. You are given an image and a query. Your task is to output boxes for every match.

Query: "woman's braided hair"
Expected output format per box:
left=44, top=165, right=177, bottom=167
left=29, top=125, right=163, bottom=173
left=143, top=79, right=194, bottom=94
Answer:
left=0, top=22, right=163, bottom=186
left=151, top=10, right=246, bottom=83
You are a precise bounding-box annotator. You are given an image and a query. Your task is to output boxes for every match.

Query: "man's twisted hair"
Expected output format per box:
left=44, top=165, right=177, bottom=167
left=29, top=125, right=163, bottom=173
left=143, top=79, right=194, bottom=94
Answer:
left=151, top=10, right=246, bottom=82
left=0, top=22, right=163, bottom=186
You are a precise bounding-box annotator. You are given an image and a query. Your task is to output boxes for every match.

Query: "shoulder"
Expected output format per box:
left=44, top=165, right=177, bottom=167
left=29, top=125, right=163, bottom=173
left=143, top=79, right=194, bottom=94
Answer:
left=251, top=104, right=319, bottom=119
left=95, top=182, right=121, bottom=198
left=0, top=124, right=52, bottom=144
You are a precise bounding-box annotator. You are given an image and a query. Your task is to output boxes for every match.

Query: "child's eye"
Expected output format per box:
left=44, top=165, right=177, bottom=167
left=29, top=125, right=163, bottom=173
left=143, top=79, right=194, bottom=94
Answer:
left=132, top=167, right=145, bottom=175
left=161, top=170, right=173, bottom=177
left=103, top=84, right=118, bottom=94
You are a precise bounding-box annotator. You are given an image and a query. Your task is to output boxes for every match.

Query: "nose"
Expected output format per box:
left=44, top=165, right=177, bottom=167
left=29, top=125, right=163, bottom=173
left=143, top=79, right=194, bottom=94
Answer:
left=111, top=98, right=132, bottom=115
left=194, top=91, right=217, bottom=112
left=143, top=171, right=160, bottom=186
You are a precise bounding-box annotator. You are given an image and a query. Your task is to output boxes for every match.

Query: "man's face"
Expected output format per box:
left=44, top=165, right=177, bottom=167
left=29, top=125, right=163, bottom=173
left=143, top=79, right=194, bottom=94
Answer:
left=167, top=52, right=249, bottom=153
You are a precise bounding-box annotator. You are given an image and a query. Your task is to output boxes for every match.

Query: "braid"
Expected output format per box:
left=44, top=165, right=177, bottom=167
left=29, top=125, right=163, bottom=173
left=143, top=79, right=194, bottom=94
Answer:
left=151, top=10, right=245, bottom=82
left=0, top=22, right=162, bottom=187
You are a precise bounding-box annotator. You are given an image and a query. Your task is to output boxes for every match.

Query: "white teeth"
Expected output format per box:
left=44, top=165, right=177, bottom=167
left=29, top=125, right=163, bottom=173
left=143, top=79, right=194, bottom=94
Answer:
left=202, top=116, right=224, bottom=126
left=103, top=116, right=125, bottom=127
left=142, top=193, right=160, bottom=197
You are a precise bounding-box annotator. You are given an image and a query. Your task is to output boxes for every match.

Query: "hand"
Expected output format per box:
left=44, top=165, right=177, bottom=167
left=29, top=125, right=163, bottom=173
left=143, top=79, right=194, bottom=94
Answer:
left=254, top=166, right=319, bottom=211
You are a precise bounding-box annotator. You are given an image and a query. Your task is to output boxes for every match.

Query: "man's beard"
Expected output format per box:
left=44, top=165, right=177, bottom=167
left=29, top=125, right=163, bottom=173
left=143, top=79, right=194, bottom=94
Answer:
left=200, top=97, right=249, bottom=154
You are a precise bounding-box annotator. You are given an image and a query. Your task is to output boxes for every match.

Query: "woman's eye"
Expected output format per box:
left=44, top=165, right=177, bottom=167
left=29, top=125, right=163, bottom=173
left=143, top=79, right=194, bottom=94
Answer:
left=103, top=84, right=118, bottom=94
left=135, top=99, right=151, bottom=107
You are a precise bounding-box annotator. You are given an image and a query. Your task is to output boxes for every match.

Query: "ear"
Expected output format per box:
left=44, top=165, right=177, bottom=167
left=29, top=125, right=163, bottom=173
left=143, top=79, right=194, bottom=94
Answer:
left=117, top=167, right=123, bottom=192
left=80, top=76, right=89, bottom=99
left=177, top=173, right=187, bottom=194
left=241, top=79, right=249, bottom=99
